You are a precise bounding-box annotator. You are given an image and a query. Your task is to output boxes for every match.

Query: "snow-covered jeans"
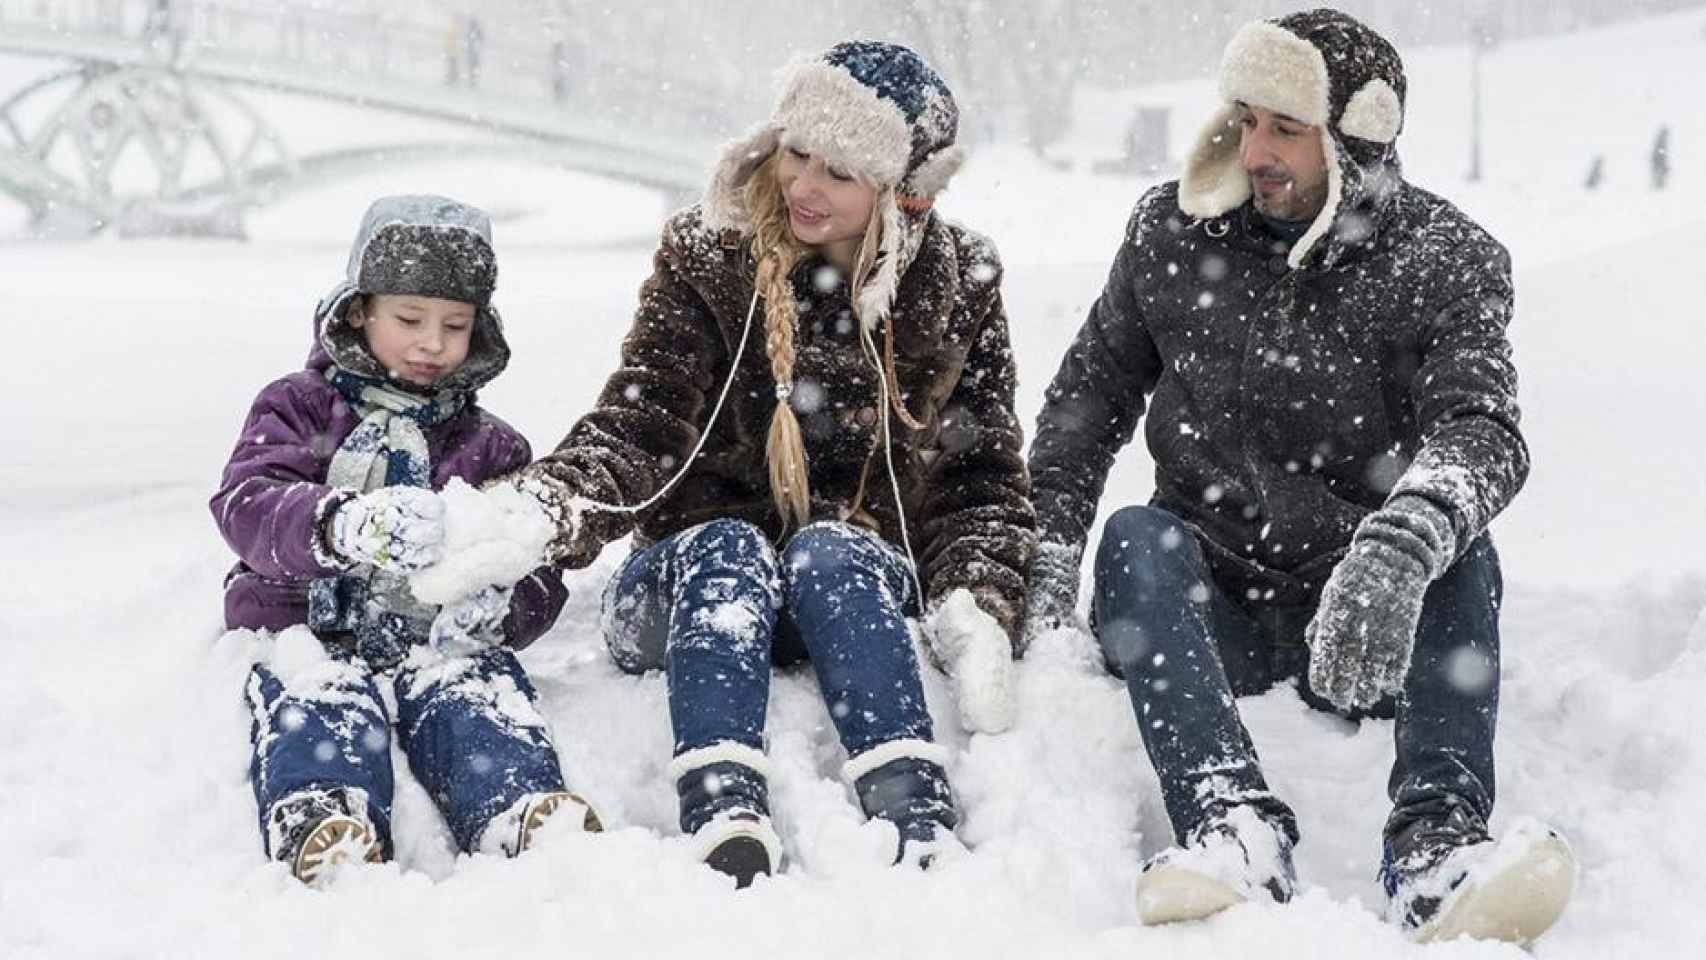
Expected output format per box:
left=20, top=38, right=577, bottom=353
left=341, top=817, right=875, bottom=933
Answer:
left=245, top=644, right=568, bottom=856
left=1092, top=505, right=1500, bottom=849
left=603, top=519, right=941, bottom=829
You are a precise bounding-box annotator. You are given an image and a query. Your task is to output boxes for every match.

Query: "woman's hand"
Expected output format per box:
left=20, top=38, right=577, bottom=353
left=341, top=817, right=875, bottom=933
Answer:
left=925, top=589, right=1017, bottom=735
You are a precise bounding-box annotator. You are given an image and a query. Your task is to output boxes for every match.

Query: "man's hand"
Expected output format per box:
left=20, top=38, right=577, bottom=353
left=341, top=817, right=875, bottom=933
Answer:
left=1306, top=496, right=1457, bottom=712
left=1022, top=541, right=1086, bottom=642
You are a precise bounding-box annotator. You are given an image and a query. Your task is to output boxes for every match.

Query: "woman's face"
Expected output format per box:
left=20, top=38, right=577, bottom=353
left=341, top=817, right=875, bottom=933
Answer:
left=776, top=144, right=877, bottom=266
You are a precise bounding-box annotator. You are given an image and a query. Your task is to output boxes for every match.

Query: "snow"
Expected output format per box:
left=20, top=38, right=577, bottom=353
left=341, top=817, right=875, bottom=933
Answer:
left=407, top=478, right=554, bottom=606
left=4, top=8, right=1706, bottom=959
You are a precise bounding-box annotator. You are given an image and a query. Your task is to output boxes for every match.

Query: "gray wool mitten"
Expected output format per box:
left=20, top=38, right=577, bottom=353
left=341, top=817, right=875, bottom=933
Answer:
left=1023, top=540, right=1085, bottom=641
left=1305, top=496, right=1459, bottom=712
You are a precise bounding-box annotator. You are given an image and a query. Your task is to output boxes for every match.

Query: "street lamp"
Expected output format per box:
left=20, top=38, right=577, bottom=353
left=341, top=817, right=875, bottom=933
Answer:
left=1466, top=14, right=1500, bottom=183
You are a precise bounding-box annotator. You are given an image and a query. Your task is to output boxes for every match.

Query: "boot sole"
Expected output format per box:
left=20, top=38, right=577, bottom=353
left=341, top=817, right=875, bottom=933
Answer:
left=1417, top=834, right=1576, bottom=946
left=705, top=834, right=773, bottom=889
left=519, top=792, right=603, bottom=852
left=294, top=815, right=382, bottom=885
left=1135, top=864, right=1246, bottom=925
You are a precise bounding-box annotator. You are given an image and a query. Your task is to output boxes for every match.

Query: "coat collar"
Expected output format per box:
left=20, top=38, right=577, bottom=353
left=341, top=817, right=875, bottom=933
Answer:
left=686, top=207, right=958, bottom=350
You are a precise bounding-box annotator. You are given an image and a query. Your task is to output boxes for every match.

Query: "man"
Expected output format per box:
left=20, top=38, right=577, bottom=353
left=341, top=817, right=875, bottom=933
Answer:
left=1026, top=8, right=1573, bottom=946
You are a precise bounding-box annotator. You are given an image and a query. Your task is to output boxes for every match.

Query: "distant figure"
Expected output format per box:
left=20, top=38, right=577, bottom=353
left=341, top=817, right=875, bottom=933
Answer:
left=444, top=15, right=461, bottom=86
left=465, top=17, right=484, bottom=89
left=94, top=0, right=123, bottom=34
left=551, top=38, right=569, bottom=103
left=1651, top=126, right=1671, bottom=191
left=142, top=0, right=181, bottom=61
left=1585, top=154, right=1604, bottom=190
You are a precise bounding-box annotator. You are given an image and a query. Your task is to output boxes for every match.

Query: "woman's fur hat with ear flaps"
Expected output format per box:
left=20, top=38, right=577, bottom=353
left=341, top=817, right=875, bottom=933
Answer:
left=702, top=41, right=966, bottom=330
left=1180, top=7, right=1409, bottom=269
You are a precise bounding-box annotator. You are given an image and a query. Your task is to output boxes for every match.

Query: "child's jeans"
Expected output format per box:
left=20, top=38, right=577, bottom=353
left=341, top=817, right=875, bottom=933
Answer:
left=246, top=642, right=567, bottom=856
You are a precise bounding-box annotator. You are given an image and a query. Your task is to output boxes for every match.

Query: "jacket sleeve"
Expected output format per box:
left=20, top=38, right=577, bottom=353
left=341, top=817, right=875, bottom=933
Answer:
left=1027, top=199, right=1165, bottom=562
left=1388, top=239, right=1529, bottom=552
left=209, top=377, right=348, bottom=580
left=501, top=565, right=568, bottom=650
left=523, top=230, right=729, bottom=567
left=475, top=421, right=570, bottom=649
left=916, top=275, right=1037, bottom=652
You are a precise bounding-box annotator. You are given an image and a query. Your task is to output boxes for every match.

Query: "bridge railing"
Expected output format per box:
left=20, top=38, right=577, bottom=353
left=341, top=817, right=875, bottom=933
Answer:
left=0, top=0, right=758, bottom=141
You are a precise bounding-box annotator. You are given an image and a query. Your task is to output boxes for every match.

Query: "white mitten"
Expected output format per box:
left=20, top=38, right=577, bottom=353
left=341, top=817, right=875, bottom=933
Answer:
left=327, top=486, right=445, bottom=572
left=925, top=589, right=1017, bottom=735
left=429, top=585, right=513, bottom=658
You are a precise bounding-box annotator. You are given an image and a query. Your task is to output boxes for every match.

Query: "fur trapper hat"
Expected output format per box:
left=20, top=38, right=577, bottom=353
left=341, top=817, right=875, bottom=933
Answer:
left=1180, top=8, right=1407, bottom=268
left=703, top=41, right=965, bottom=328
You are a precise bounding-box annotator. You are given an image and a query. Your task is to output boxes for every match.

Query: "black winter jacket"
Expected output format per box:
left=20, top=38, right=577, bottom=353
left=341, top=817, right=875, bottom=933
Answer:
left=1029, top=179, right=1527, bottom=603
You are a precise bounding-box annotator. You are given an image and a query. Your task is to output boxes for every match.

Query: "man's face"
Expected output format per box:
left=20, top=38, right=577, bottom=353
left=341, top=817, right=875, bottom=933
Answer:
left=1237, top=102, right=1330, bottom=222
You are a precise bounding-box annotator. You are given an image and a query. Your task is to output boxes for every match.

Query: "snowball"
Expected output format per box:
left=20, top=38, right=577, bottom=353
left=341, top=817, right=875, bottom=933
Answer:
left=408, top=478, right=554, bottom=605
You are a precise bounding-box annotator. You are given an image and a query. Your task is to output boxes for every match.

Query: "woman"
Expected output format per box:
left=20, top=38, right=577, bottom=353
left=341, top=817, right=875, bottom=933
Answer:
left=508, top=41, right=1034, bottom=885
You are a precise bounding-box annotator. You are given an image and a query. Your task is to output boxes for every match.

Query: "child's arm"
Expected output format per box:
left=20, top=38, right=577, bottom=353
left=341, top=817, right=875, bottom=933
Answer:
left=501, top=565, right=568, bottom=650
left=209, top=376, right=350, bottom=580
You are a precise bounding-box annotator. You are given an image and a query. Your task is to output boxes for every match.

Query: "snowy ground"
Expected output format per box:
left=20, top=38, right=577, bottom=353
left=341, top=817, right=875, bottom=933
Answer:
left=3, top=9, right=1705, bottom=959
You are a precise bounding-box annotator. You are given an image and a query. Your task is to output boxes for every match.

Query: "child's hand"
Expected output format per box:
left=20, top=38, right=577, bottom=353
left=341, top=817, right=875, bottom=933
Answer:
left=328, top=486, right=446, bottom=572
left=429, top=585, right=513, bottom=657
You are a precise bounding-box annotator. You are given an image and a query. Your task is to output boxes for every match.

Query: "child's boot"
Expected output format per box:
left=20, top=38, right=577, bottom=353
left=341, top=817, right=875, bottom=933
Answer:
left=266, top=786, right=384, bottom=885
left=480, top=789, right=604, bottom=857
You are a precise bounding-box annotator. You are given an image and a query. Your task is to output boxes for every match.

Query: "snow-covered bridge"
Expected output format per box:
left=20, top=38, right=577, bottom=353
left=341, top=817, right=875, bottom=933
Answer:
left=0, top=0, right=743, bottom=233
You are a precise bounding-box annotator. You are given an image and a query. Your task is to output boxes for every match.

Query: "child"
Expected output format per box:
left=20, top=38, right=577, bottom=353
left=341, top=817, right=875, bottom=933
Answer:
left=211, top=195, right=599, bottom=885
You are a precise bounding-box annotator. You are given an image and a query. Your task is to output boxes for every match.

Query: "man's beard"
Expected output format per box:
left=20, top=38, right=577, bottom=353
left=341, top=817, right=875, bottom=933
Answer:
left=1249, top=166, right=1326, bottom=221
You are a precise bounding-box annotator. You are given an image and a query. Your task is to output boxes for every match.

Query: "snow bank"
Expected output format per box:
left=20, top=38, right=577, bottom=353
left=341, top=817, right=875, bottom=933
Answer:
left=2, top=8, right=1705, bottom=960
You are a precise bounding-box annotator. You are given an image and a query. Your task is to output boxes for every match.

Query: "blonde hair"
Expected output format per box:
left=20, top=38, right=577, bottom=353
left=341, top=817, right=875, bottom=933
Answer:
left=743, top=150, right=912, bottom=530
left=744, top=153, right=813, bottom=528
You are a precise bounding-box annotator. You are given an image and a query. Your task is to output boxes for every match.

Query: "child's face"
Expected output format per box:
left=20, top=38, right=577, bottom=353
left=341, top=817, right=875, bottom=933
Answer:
left=349, top=294, right=475, bottom=386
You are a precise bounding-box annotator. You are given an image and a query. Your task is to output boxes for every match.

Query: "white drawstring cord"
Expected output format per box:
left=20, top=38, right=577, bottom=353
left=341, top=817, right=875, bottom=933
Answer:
left=572, top=281, right=924, bottom=606
left=572, top=288, right=760, bottom=516
left=859, top=319, right=925, bottom=605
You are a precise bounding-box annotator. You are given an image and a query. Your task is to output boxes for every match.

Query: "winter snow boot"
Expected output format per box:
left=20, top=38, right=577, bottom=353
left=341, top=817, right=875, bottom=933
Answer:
left=479, top=790, right=604, bottom=857
left=1381, top=812, right=1575, bottom=946
left=266, top=786, right=383, bottom=886
left=1134, top=804, right=1296, bottom=925
left=846, top=743, right=962, bottom=869
left=674, top=743, right=781, bottom=888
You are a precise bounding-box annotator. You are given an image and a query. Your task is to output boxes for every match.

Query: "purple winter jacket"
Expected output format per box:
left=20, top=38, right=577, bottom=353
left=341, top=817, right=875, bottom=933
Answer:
left=211, top=298, right=567, bottom=650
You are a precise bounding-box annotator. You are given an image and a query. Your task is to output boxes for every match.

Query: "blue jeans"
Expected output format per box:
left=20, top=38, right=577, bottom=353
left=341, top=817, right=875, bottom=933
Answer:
left=246, top=644, right=567, bottom=855
left=1092, top=505, right=1501, bottom=848
left=603, top=518, right=933, bottom=762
